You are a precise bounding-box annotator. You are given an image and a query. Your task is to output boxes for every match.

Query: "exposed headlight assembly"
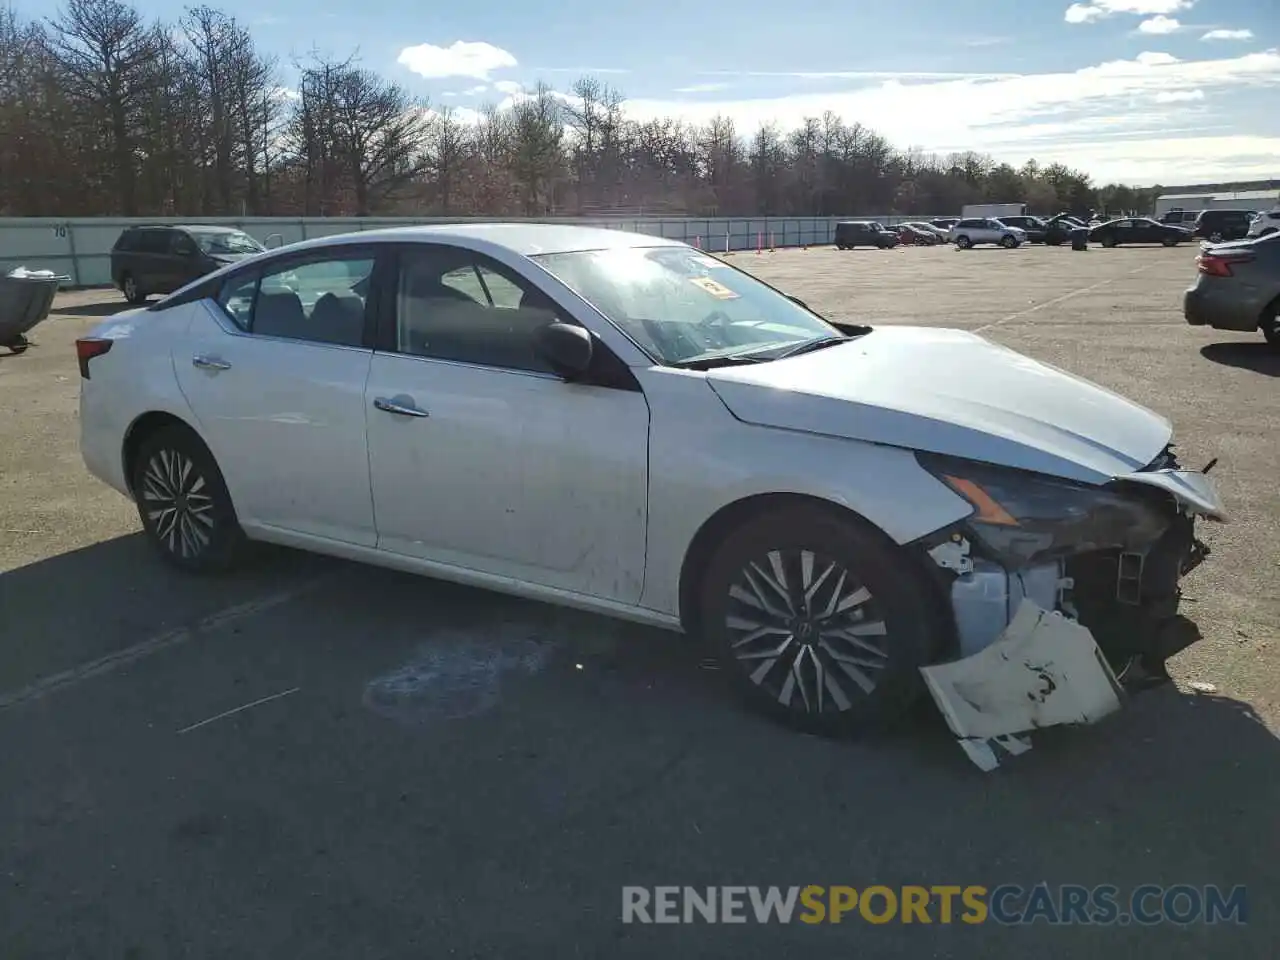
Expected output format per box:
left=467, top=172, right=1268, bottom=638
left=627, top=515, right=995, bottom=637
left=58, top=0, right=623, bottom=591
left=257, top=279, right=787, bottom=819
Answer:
left=915, top=453, right=1172, bottom=566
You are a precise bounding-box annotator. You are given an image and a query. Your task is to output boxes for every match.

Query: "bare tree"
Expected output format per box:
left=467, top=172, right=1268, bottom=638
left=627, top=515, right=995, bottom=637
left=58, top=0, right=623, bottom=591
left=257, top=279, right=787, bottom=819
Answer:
left=46, top=0, right=161, bottom=214
left=0, top=4, right=1149, bottom=219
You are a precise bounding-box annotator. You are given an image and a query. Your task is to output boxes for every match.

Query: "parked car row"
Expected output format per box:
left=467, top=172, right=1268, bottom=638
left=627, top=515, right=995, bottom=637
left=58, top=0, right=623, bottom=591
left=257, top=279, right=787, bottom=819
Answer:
left=1160, top=208, right=1280, bottom=242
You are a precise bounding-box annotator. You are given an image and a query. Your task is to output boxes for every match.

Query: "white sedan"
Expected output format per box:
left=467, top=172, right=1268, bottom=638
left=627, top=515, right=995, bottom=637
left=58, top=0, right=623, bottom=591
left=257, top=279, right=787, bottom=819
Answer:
left=78, top=224, right=1223, bottom=736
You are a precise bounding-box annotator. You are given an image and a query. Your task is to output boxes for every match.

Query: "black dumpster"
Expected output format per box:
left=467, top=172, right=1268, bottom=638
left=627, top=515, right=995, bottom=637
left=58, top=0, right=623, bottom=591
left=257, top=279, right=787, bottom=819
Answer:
left=1071, top=227, right=1089, bottom=251
left=0, top=270, right=68, bottom=354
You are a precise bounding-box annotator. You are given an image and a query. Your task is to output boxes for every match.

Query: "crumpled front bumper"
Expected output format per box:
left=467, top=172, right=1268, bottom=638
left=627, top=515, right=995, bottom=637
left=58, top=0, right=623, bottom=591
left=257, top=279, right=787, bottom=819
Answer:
left=919, top=454, right=1222, bottom=770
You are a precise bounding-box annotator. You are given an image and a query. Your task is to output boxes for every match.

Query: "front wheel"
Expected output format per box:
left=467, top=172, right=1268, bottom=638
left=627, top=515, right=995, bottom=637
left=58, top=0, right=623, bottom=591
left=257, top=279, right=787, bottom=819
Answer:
left=698, top=505, right=943, bottom=737
left=1000, top=235, right=1018, bottom=249
left=955, top=235, right=972, bottom=250
left=1162, top=237, right=1180, bottom=247
left=130, top=425, right=246, bottom=573
left=1100, top=235, right=1117, bottom=248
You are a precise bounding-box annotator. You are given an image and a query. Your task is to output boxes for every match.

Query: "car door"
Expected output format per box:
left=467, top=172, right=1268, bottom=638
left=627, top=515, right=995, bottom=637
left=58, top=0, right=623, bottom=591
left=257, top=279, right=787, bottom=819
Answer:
left=1127, top=219, right=1156, bottom=243
left=173, top=244, right=384, bottom=546
left=168, top=231, right=208, bottom=292
left=136, top=228, right=172, bottom=292
left=363, top=242, right=650, bottom=603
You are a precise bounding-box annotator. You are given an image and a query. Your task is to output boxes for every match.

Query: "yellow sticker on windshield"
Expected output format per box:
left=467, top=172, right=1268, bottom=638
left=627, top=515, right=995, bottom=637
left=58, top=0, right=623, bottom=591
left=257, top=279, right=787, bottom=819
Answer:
left=689, top=276, right=740, bottom=300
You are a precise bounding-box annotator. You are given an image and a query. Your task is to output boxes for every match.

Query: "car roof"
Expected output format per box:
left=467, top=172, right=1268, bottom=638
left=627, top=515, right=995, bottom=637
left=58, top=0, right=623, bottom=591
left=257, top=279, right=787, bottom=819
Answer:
left=123, top=224, right=245, bottom=234
left=267, top=222, right=686, bottom=257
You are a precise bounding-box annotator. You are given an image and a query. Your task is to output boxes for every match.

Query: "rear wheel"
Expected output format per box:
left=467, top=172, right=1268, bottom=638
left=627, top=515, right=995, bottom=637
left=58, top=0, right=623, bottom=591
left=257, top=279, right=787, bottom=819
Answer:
left=1262, top=301, right=1280, bottom=346
left=1162, top=237, right=1180, bottom=247
left=121, top=273, right=147, bottom=304
left=130, top=425, right=245, bottom=573
left=697, top=505, right=943, bottom=737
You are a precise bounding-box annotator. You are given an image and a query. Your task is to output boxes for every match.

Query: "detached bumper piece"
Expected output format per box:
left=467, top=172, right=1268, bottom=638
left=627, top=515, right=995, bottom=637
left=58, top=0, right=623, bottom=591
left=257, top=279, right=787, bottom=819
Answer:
left=921, top=601, right=1124, bottom=772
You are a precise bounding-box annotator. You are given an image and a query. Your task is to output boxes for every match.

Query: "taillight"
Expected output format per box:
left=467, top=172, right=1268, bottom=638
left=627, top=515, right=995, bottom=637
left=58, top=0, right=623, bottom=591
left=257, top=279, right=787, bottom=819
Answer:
left=75, top=337, right=113, bottom=379
left=1196, top=253, right=1253, bottom=278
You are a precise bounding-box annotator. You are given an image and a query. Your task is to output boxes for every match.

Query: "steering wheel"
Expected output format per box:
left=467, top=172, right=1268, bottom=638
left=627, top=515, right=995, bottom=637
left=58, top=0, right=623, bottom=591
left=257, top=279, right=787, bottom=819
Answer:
left=698, top=309, right=735, bottom=347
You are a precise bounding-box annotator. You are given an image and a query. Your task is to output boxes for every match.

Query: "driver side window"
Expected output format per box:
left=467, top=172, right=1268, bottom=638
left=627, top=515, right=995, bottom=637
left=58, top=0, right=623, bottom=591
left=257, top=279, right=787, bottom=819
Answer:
left=394, top=247, right=561, bottom=374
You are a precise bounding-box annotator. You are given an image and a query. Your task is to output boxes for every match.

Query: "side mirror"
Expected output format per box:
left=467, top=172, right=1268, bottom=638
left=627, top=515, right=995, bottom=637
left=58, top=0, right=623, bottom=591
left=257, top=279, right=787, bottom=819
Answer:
left=533, top=321, right=593, bottom=380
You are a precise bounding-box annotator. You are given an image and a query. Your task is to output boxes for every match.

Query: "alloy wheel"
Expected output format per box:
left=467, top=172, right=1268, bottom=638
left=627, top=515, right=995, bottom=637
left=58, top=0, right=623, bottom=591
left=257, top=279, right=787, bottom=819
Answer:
left=140, top=448, right=215, bottom=559
left=725, top=548, right=890, bottom=714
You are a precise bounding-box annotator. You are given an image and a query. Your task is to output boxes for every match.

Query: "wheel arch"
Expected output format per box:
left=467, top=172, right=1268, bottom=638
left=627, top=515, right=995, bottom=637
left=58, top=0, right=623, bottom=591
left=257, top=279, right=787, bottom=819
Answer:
left=121, top=411, right=207, bottom=497
left=676, top=492, right=951, bottom=639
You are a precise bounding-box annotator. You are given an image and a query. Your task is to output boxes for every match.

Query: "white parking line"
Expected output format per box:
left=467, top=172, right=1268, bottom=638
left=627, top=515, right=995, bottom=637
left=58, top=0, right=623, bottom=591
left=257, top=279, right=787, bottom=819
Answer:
left=0, top=577, right=326, bottom=713
left=973, top=260, right=1165, bottom=333
left=177, top=686, right=301, bottom=735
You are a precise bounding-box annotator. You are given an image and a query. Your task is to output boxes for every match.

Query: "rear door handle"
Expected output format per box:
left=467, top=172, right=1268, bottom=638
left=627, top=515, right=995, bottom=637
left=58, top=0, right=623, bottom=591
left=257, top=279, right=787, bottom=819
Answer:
left=192, top=355, right=232, bottom=371
left=373, top=396, right=430, bottom=418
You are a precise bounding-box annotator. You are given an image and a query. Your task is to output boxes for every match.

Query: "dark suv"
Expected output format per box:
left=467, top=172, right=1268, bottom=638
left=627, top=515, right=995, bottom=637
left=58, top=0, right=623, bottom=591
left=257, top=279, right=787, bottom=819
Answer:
left=111, top=224, right=266, bottom=304
left=834, top=221, right=899, bottom=249
left=996, top=215, right=1048, bottom=243
left=1192, top=209, right=1256, bottom=244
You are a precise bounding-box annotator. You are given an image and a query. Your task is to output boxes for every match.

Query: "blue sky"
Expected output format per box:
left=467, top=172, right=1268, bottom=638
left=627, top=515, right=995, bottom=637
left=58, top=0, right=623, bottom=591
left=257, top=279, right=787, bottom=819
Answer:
left=113, top=0, right=1280, bottom=184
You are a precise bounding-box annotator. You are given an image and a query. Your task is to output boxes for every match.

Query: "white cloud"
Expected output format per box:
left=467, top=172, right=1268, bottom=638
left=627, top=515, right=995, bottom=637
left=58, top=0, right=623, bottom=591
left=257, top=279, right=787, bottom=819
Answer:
left=462, top=84, right=488, bottom=96
left=613, top=48, right=1280, bottom=183
left=1154, top=88, right=1205, bottom=101
left=492, top=80, right=524, bottom=96
left=673, top=82, right=731, bottom=94
left=396, top=40, right=517, bottom=81
left=1138, top=15, right=1181, bottom=33
left=1066, top=0, right=1192, bottom=24
left=1202, top=28, right=1254, bottom=41
left=534, top=67, right=630, bottom=75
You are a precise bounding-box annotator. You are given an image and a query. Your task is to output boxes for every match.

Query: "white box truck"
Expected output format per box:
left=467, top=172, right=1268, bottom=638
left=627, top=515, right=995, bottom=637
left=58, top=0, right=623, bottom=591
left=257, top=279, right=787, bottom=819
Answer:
left=961, top=203, right=1028, bottom=220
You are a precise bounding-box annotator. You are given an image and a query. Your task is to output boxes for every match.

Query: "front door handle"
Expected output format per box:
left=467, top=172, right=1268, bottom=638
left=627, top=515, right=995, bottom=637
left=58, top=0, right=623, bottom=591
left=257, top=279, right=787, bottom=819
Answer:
left=373, top=396, right=430, bottom=418
left=192, top=355, right=232, bottom=371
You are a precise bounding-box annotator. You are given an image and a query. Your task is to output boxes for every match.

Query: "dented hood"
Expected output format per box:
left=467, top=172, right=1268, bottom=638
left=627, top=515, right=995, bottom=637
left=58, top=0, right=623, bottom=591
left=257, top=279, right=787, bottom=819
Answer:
left=706, top=326, right=1172, bottom=484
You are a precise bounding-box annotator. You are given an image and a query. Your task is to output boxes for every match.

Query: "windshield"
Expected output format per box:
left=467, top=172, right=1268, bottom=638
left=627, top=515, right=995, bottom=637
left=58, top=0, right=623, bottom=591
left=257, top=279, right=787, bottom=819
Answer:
left=532, top=245, right=842, bottom=366
left=192, top=230, right=264, bottom=255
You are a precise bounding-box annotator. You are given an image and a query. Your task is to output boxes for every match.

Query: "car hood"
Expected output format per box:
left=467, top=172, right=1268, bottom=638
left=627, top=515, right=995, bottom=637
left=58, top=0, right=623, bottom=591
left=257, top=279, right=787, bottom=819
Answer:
left=704, top=326, right=1172, bottom=484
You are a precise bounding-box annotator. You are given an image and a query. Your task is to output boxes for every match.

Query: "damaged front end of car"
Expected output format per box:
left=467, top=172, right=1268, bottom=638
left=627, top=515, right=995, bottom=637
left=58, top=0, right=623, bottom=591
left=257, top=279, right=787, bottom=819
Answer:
left=910, top=445, right=1225, bottom=770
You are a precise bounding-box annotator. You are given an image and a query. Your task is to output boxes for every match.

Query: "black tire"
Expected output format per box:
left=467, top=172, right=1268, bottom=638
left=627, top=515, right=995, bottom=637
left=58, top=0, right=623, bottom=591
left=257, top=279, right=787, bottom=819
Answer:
left=129, top=424, right=245, bottom=573
left=1100, top=235, right=1117, bottom=248
left=6, top=335, right=29, bottom=354
left=697, top=505, right=945, bottom=738
left=121, top=273, right=147, bottom=304
left=1000, top=235, right=1017, bottom=249
left=955, top=235, right=972, bottom=250
left=1262, top=301, right=1280, bottom=347
left=1209, top=231, right=1225, bottom=243
left=1162, top=237, right=1180, bottom=247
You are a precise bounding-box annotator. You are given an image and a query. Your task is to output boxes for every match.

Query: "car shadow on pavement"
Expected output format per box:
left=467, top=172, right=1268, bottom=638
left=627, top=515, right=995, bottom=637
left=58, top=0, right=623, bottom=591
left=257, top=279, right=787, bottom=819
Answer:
left=1201, top=341, right=1279, bottom=377
left=49, top=298, right=136, bottom=318
left=0, top=531, right=338, bottom=694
